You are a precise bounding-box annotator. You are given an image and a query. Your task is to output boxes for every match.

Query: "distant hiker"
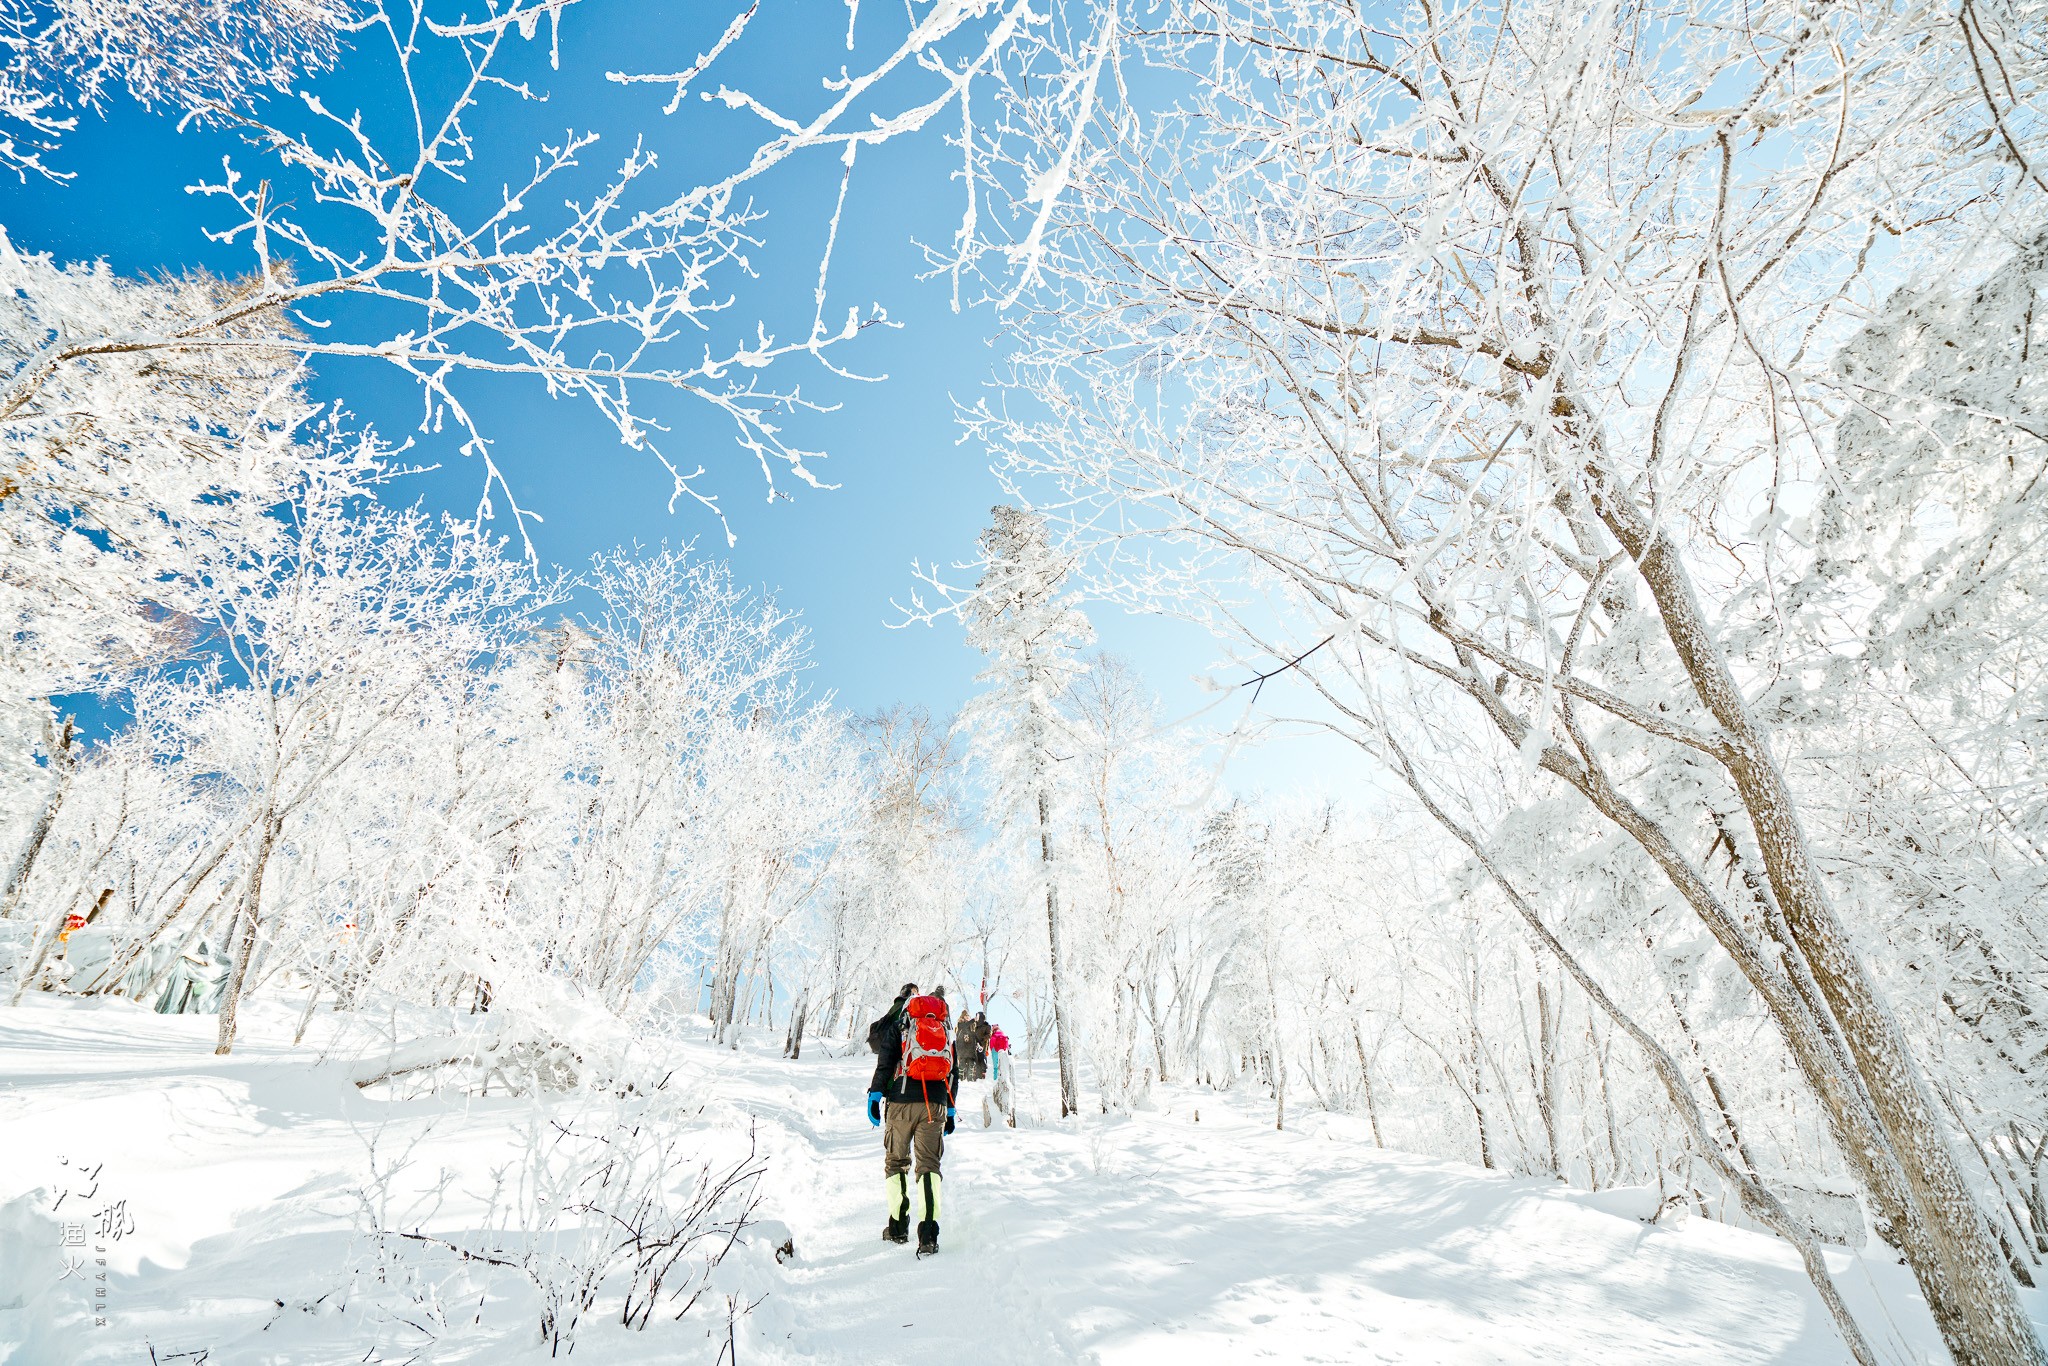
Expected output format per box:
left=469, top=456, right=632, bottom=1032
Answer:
left=970, top=1011, right=994, bottom=1081
left=867, top=983, right=957, bottom=1257
left=953, top=1007, right=977, bottom=1080
left=986, top=1023, right=1013, bottom=1127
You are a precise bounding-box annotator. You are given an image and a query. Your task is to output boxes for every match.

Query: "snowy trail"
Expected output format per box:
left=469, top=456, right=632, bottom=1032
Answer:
left=2, top=996, right=2033, bottom=1364
left=753, top=1044, right=1936, bottom=1365
left=719, top=1060, right=1088, bottom=1363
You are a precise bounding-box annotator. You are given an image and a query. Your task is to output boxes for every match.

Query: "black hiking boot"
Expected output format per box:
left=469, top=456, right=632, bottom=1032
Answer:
left=883, top=1214, right=909, bottom=1244
left=915, top=1219, right=939, bottom=1258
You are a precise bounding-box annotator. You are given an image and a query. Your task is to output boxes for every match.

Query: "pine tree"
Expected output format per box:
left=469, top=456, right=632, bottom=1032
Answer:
left=960, top=506, right=1094, bottom=1116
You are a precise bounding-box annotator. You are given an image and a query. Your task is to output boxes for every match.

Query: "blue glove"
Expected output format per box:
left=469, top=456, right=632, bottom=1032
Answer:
left=944, top=1106, right=956, bottom=1135
left=867, top=1092, right=883, bottom=1127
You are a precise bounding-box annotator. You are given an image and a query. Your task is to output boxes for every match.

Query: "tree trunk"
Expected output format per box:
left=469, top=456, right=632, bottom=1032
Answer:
left=1144, top=977, right=1171, bottom=1085
left=786, top=991, right=809, bottom=1061
left=1535, top=965, right=1563, bottom=1177
left=1471, top=1045, right=1495, bottom=1171
left=1266, top=953, right=1286, bottom=1132
left=294, top=975, right=325, bottom=1045
left=1591, top=1017, right=1625, bottom=1188
left=1038, top=787, right=1079, bottom=1117
left=1352, top=1023, right=1386, bottom=1148
left=214, top=811, right=280, bottom=1056
left=1669, top=993, right=1759, bottom=1177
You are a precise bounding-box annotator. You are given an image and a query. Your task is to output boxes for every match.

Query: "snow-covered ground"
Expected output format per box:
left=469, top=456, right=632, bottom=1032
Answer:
left=0, top=996, right=2032, bottom=1364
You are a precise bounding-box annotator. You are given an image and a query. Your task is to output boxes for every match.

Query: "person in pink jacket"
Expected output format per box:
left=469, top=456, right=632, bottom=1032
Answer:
left=984, top=1024, right=1013, bottom=1127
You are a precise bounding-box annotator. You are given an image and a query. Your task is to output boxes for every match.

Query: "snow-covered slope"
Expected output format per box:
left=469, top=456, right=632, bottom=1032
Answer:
left=0, top=997, right=2028, bottom=1364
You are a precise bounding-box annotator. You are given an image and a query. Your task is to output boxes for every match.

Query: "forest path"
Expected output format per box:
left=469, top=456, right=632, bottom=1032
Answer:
left=730, top=1038, right=1930, bottom=1365
left=0, top=996, right=1989, bottom=1365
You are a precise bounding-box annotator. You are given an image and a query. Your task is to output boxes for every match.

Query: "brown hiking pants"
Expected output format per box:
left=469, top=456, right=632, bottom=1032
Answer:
left=883, top=1099, right=945, bottom=1178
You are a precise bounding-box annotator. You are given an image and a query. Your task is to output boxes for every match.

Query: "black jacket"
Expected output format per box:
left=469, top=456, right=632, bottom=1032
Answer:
left=953, top=1018, right=991, bottom=1079
left=867, top=1004, right=958, bottom=1108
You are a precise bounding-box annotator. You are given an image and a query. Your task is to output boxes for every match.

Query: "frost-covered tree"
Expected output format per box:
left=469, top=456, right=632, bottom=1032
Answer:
left=0, top=705, right=72, bottom=917
left=696, top=705, right=864, bottom=1047
left=959, top=504, right=1094, bottom=1115
left=1057, top=653, right=1203, bottom=1112
left=818, top=705, right=975, bottom=1035
left=553, top=549, right=808, bottom=1015
left=7, top=522, right=870, bottom=1081
left=0, top=237, right=318, bottom=705
left=177, top=474, right=539, bottom=1053
left=966, top=0, right=2047, bottom=1359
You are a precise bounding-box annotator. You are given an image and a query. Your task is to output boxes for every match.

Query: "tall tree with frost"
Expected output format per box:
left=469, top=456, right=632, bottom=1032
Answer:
left=966, top=0, right=2048, bottom=1359
left=960, top=505, right=1094, bottom=1116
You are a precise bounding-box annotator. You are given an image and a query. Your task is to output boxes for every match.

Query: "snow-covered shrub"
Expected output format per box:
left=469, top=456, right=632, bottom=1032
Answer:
left=352, top=1094, right=772, bottom=1356
left=343, top=987, right=646, bottom=1100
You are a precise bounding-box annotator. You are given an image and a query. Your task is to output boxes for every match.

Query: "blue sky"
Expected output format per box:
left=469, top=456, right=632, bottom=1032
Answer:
left=3, top=1, right=1352, bottom=800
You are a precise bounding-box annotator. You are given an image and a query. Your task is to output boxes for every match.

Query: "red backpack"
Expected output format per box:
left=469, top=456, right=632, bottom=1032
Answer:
left=898, top=995, right=952, bottom=1083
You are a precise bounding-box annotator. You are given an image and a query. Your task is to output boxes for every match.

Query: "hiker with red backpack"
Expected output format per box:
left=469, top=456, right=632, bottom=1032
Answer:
left=866, top=983, right=958, bottom=1256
